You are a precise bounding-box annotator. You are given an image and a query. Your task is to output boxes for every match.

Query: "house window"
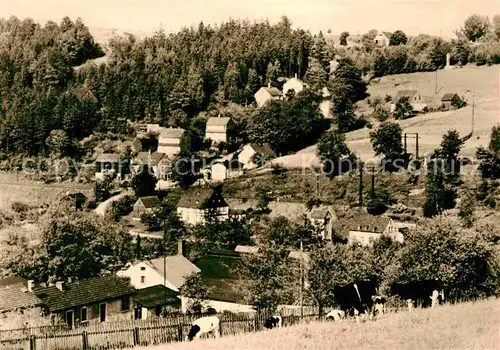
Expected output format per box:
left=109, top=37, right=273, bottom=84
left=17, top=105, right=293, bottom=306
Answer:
left=121, top=297, right=130, bottom=312
left=140, top=266, right=146, bottom=271
left=81, top=307, right=88, bottom=323
left=140, top=276, right=146, bottom=284
left=66, top=310, right=74, bottom=329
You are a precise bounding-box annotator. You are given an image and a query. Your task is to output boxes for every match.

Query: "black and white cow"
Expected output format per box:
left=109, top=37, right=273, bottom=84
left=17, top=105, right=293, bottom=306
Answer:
left=264, top=315, right=282, bottom=329
left=372, top=296, right=387, bottom=316
left=390, top=280, right=445, bottom=311
left=332, top=278, right=380, bottom=318
left=185, top=316, right=220, bottom=341
left=325, top=309, right=345, bottom=321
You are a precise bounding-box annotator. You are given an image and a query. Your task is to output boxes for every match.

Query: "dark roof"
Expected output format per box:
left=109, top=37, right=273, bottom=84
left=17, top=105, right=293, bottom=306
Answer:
left=96, top=153, right=121, bottom=163
left=260, top=86, right=283, bottom=97
left=333, top=215, right=391, bottom=238
left=206, top=117, right=232, bottom=127
left=74, top=87, right=98, bottom=103
left=159, top=128, right=185, bottom=139
left=177, top=188, right=228, bottom=209
left=441, top=93, right=460, bottom=101
left=382, top=31, right=393, bottom=39
left=249, top=143, right=275, bottom=157
left=133, top=152, right=165, bottom=166
left=34, top=275, right=135, bottom=312
left=394, top=90, right=419, bottom=101
left=137, top=196, right=162, bottom=209
left=0, top=277, right=42, bottom=312
left=135, top=285, right=180, bottom=309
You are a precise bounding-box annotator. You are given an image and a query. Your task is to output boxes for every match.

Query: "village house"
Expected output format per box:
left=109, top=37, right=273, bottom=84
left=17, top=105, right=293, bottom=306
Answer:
left=282, top=74, right=307, bottom=97
left=33, top=275, right=136, bottom=329
left=374, top=31, right=392, bottom=46
left=237, top=143, right=276, bottom=169
left=132, top=151, right=168, bottom=180
left=319, top=87, right=333, bottom=119
left=335, top=215, right=417, bottom=246
left=157, top=127, right=186, bottom=157
left=393, top=90, right=427, bottom=112
left=254, top=83, right=283, bottom=107
left=206, top=159, right=245, bottom=183
left=131, top=196, right=162, bottom=220
left=134, top=285, right=181, bottom=320
left=176, top=187, right=229, bottom=226
left=441, top=93, right=464, bottom=109
left=0, top=277, right=42, bottom=315
left=205, top=116, right=234, bottom=145
left=117, top=240, right=200, bottom=293
left=94, top=153, right=124, bottom=180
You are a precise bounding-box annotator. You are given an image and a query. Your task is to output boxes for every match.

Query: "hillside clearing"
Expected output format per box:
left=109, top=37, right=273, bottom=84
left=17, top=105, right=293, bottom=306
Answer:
left=273, top=65, right=500, bottom=168
left=135, top=298, right=500, bottom=350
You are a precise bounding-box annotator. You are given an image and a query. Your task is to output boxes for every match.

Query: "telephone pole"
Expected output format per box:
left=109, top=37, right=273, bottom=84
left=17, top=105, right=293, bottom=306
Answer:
left=359, top=162, right=364, bottom=206
left=300, top=240, right=304, bottom=318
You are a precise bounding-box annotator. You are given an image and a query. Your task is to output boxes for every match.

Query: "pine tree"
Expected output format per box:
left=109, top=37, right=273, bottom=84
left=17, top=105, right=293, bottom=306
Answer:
left=423, top=157, right=446, bottom=217
left=311, top=31, right=330, bottom=73
left=304, top=57, right=328, bottom=91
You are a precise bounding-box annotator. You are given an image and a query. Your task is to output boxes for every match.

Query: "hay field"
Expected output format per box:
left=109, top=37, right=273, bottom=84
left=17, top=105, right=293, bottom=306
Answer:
left=136, top=298, right=500, bottom=350
left=273, top=65, right=500, bottom=168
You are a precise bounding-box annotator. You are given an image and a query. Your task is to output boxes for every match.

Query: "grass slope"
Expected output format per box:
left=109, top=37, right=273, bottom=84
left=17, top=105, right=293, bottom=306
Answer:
left=136, top=298, right=500, bottom=350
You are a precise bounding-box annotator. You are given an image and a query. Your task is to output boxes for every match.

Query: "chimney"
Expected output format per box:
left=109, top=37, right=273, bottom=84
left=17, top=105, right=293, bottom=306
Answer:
left=177, top=239, right=185, bottom=256
left=27, top=280, right=34, bottom=293
left=55, top=281, right=64, bottom=291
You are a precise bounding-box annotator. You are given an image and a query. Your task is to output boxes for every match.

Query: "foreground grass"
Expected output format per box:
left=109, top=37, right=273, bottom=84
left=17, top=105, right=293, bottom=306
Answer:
left=136, top=298, right=499, bottom=350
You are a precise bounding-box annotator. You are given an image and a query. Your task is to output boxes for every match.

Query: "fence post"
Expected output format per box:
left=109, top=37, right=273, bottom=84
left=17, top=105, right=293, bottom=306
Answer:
left=29, top=334, right=36, bottom=350
left=177, top=323, right=183, bottom=342
left=254, top=316, right=259, bottom=332
left=219, top=320, right=223, bottom=337
left=133, top=327, right=140, bottom=346
left=81, top=330, right=88, bottom=350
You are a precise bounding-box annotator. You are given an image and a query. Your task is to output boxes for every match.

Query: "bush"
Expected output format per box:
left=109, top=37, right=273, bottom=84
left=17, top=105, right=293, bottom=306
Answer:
left=484, top=196, right=496, bottom=209
left=385, top=94, right=392, bottom=102
left=11, top=202, right=31, bottom=213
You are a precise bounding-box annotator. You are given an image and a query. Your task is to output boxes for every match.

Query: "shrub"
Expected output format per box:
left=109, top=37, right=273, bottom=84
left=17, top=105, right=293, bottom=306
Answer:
left=384, top=94, right=392, bottom=102
left=484, top=196, right=496, bottom=209
left=11, top=202, right=31, bottom=213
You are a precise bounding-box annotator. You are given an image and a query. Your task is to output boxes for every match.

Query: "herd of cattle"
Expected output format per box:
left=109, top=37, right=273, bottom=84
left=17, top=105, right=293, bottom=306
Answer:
left=184, top=278, right=447, bottom=341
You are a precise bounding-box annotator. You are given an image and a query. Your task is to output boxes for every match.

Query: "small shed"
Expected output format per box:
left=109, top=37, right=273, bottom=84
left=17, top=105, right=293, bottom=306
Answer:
left=441, top=93, right=463, bottom=109
left=132, top=196, right=162, bottom=219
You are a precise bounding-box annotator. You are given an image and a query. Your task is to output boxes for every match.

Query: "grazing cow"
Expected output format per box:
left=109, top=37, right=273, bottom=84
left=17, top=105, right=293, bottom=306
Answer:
left=264, top=316, right=282, bottom=329
left=390, top=280, right=445, bottom=309
left=185, top=316, right=220, bottom=341
left=325, top=309, right=345, bottom=321
left=332, top=278, right=379, bottom=318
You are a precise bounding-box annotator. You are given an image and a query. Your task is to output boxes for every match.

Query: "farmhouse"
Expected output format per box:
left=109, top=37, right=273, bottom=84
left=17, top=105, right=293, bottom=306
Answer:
left=157, top=127, right=186, bottom=157
left=394, top=90, right=427, bottom=112
left=176, top=187, right=229, bottom=226
left=441, top=93, right=464, bottom=109
left=95, top=153, right=123, bottom=180
left=0, top=277, right=42, bottom=314
left=132, top=151, right=168, bottom=180
left=335, top=215, right=417, bottom=246
left=117, top=241, right=200, bottom=292
left=283, top=74, right=307, bottom=97
left=374, top=31, right=392, bottom=46
left=205, top=116, right=234, bottom=144
left=33, top=275, right=136, bottom=328
left=131, top=196, right=162, bottom=219
left=134, top=285, right=181, bottom=320
left=237, top=143, right=275, bottom=169
left=254, top=84, right=283, bottom=107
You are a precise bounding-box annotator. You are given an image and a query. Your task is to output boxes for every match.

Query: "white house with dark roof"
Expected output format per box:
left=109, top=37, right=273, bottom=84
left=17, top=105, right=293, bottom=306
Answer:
left=131, top=196, right=162, bottom=219
left=157, top=127, right=186, bottom=157
left=206, top=117, right=234, bottom=144
left=95, top=153, right=123, bottom=180
left=176, top=187, right=229, bottom=226
left=374, top=31, right=393, bottom=46
left=254, top=84, right=283, bottom=107
left=393, top=90, right=427, bottom=112
left=283, top=74, right=307, bottom=97
left=117, top=241, right=200, bottom=292
left=237, top=143, right=276, bottom=169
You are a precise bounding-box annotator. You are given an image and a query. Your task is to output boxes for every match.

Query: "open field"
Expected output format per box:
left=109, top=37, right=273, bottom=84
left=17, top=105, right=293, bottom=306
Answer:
left=135, top=298, right=500, bottom=350
left=273, top=65, right=500, bottom=168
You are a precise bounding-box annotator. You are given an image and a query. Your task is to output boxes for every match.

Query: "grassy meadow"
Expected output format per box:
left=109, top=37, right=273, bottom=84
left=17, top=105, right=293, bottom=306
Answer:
left=136, top=298, right=500, bottom=350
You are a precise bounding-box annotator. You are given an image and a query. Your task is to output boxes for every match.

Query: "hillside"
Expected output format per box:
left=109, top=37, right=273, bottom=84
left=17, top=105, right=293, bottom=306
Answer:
left=136, top=298, right=500, bottom=350
left=273, top=65, right=500, bottom=168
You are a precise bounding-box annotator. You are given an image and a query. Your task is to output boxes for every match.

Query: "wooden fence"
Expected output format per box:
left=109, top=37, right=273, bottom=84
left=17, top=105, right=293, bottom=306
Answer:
left=0, top=309, right=321, bottom=350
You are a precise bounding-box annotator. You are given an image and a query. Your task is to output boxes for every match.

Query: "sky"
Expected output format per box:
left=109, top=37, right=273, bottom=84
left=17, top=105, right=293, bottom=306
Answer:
left=1, top=0, right=499, bottom=38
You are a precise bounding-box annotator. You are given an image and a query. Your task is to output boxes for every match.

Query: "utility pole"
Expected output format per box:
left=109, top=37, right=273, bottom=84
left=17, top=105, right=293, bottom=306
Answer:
left=163, top=230, right=167, bottom=314
left=472, top=100, right=475, bottom=135
left=370, top=167, right=375, bottom=199
left=300, top=240, right=304, bottom=319
left=359, top=162, right=364, bottom=206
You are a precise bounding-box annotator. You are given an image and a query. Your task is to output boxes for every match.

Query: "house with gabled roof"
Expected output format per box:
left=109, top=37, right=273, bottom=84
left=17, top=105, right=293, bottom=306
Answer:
left=95, top=153, right=124, bottom=180
left=132, top=151, right=169, bottom=180
left=134, top=285, right=181, bottom=320
left=131, top=196, right=162, bottom=219
left=0, top=277, right=42, bottom=314
left=283, top=74, right=307, bottom=97
left=441, top=93, right=464, bottom=109
left=157, top=127, right=187, bottom=157
left=254, top=83, right=283, bottom=107
left=176, top=186, right=229, bottom=226
left=206, top=116, right=234, bottom=144
left=374, top=31, right=392, bottom=46
left=393, top=89, right=427, bottom=112
left=33, top=275, right=136, bottom=328
left=237, top=143, right=276, bottom=169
